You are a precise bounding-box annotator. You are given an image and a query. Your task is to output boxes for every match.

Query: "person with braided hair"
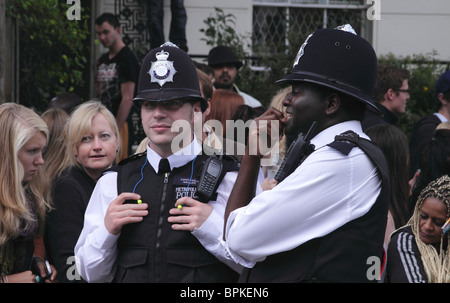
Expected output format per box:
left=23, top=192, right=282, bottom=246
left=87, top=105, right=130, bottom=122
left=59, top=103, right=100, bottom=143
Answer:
left=387, top=174, right=450, bottom=283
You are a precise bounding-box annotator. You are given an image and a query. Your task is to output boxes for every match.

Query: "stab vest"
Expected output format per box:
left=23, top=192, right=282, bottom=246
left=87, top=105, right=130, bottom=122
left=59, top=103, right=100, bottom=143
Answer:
left=111, top=150, right=240, bottom=283
left=239, top=131, right=390, bottom=283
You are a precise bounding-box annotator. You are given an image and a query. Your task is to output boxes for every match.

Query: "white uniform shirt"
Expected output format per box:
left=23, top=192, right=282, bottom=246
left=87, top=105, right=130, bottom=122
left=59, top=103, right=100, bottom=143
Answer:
left=74, top=139, right=262, bottom=282
left=224, top=121, right=382, bottom=268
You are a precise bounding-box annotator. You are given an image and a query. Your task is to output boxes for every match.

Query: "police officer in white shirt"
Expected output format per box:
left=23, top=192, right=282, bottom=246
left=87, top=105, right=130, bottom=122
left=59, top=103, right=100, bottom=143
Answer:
left=223, top=25, right=390, bottom=282
left=74, top=43, right=255, bottom=283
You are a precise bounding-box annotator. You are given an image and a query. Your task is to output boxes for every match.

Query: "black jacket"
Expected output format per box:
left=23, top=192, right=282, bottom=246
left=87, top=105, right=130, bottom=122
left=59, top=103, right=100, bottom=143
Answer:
left=409, top=114, right=442, bottom=178
left=362, top=103, right=398, bottom=131
left=45, top=166, right=95, bottom=283
left=387, top=226, right=427, bottom=283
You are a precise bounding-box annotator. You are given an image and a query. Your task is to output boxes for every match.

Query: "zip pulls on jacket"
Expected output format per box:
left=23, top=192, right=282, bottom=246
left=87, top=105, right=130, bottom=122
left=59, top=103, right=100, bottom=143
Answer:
left=155, top=171, right=170, bottom=282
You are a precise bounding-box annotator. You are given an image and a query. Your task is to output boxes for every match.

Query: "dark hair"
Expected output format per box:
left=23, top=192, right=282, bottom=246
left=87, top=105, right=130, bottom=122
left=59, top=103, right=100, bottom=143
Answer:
left=48, top=92, right=82, bottom=114
left=436, top=90, right=450, bottom=111
left=232, top=105, right=266, bottom=122
left=408, top=128, right=450, bottom=216
left=366, top=124, right=409, bottom=228
left=95, top=13, right=120, bottom=28
left=374, top=64, right=410, bottom=103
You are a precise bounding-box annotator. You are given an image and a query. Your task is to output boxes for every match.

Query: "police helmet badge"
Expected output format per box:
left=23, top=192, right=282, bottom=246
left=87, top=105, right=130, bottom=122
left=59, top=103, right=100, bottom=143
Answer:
left=335, top=24, right=357, bottom=35
left=293, top=33, right=313, bottom=67
left=148, top=49, right=177, bottom=87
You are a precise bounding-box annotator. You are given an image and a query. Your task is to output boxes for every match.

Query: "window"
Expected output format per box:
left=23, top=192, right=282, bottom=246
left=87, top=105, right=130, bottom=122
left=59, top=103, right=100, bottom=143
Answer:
left=253, top=0, right=371, bottom=53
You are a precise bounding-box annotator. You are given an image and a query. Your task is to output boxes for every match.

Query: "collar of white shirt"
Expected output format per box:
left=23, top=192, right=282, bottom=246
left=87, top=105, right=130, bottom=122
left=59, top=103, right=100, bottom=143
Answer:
left=310, top=120, right=369, bottom=150
left=146, top=134, right=202, bottom=174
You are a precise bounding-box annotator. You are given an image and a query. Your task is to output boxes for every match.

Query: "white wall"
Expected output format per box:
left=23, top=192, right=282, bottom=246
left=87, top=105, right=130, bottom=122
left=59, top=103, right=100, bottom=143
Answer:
left=96, top=0, right=254, bottom=59
left=372, top=0, right=450, bottom=61
left=186, top=0, right=254, bottom=57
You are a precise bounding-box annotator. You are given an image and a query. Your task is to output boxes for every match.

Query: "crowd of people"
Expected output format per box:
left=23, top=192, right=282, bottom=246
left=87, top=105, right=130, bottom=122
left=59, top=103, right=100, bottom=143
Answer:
left=1, top=13, right=450, bottom=284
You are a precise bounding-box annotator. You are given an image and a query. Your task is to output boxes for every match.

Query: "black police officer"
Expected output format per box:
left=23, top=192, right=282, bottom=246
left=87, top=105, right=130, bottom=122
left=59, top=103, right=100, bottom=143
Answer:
left=223, top=25, right=390, bottom=282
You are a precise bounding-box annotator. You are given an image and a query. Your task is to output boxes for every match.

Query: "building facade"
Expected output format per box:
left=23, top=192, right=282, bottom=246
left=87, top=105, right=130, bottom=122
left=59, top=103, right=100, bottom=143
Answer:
left=1, top=0, right=449, bottom=104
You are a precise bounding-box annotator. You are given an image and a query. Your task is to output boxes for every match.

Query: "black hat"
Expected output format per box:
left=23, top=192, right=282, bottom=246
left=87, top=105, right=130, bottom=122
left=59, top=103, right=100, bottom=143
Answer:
left=435, top=70, right=450, bottom=97
left=208, top=45, right=242, bottom=69
left=277, top=25, right=379, bottom=112
left=134, top=42, right=207, bottom=112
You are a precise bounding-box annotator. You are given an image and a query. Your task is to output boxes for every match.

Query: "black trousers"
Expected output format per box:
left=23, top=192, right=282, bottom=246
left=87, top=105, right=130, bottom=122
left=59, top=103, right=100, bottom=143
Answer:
left=147, top=0, right=187, bottom=50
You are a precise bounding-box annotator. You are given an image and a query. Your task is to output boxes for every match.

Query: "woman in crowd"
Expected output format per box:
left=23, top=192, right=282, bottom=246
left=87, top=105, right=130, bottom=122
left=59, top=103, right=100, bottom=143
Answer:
left=0, top=103, right=56, bottom=283
left=366, top=124, right=409, bottom=246
left=41, top=108, right=71, bottom=183
left=45, top=101, right=121, bottom=282
left=387, top=174, right=450, bottom=283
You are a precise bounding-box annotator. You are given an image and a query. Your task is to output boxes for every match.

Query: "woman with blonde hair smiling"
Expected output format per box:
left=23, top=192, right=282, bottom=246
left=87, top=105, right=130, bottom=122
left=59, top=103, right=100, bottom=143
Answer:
left=0, top=103, right=56, bottom=283
left=45, top=101, right=121, bottom=282
left=387, top=174, right=450, bottom=283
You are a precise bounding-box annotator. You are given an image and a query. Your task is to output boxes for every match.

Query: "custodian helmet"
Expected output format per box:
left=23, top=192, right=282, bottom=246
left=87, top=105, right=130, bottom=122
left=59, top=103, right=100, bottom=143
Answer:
left=134, top=42, right=207, bottom=112
left=277, top=25, right=379, bottom=112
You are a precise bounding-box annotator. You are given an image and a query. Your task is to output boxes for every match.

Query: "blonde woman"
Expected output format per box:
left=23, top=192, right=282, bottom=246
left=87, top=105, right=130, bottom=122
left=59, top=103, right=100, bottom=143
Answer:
left=45, top=101, right=121, bottom=282
left=387, top=175, right=450, bottom=283
left=0, top=103, right=56, bottom=283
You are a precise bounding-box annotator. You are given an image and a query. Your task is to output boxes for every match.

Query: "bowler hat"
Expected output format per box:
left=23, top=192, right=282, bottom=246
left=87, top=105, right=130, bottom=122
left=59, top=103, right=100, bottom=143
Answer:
left=134, top=42, right=207, bottom=112
left=436, top=70, right=450, bottom=97
left=208, top=45, right=242, bottom=69
left=277, top=25, right=379, bottom=112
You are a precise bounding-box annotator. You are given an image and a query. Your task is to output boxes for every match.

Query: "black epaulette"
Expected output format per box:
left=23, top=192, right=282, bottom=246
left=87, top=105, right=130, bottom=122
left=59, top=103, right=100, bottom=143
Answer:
left=100, top=152, right=147, bottom=178
left=117, top=151, right=147, bottom=166
left=202, top=143, right=240, bottom=170
left=328, top=131, right=359, bottom=156
left=221, top=153, right=240, bottom=171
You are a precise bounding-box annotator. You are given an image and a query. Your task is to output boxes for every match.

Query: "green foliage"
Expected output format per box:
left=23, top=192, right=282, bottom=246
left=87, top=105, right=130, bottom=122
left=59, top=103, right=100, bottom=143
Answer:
left=7, top=0, right=90, bottom=112
left=200, top=7, right=249, bottom=59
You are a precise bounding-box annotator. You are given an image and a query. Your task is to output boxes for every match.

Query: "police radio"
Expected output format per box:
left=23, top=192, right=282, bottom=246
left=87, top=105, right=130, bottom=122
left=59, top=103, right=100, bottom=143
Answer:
left=274, top=121, right=317, bottom=183
left=196, top=155, right=223, bottom=202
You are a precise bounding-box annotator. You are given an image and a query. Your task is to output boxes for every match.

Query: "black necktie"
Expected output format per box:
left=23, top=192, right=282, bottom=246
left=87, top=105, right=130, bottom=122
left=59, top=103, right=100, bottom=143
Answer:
left=158, top=158, right=171, bottom=174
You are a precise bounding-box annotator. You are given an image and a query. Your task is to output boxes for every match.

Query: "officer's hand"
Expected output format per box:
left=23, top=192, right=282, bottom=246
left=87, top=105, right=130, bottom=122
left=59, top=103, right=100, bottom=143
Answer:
left=104, top=193, right=148, bottom=235
left=168, top=197, right=213, bottom=232
left=247, top=107, right=287, bottom=158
